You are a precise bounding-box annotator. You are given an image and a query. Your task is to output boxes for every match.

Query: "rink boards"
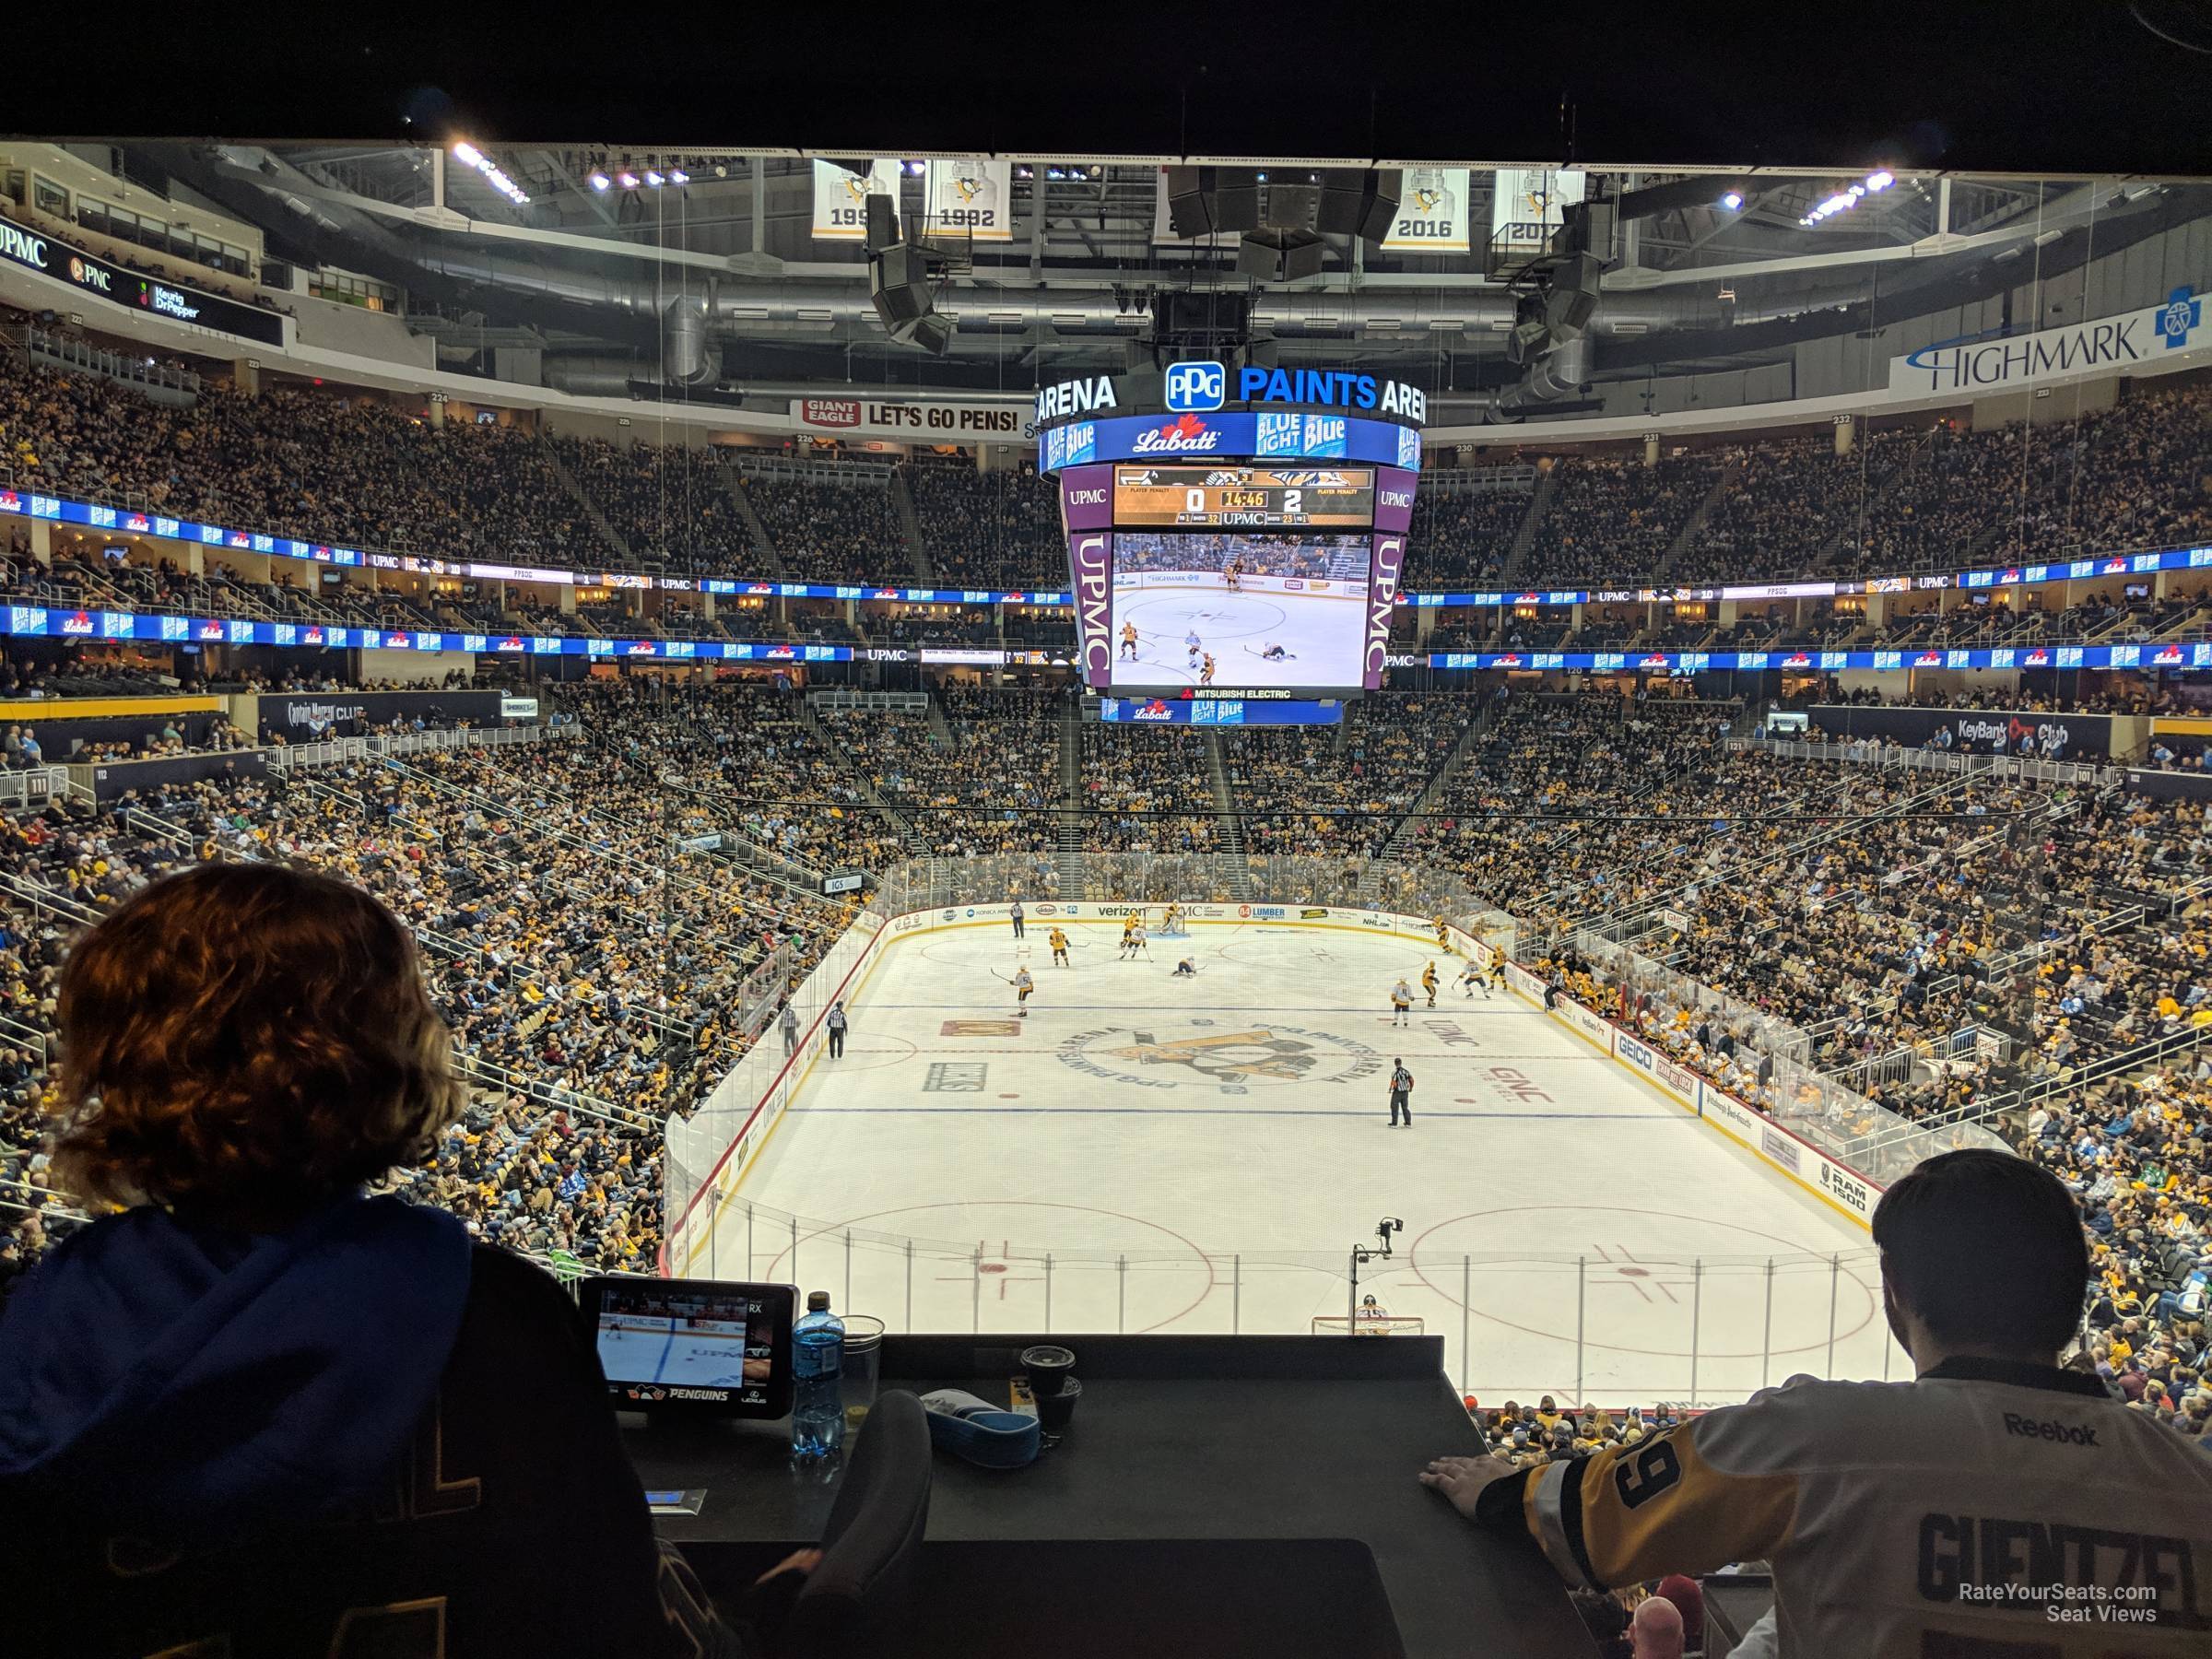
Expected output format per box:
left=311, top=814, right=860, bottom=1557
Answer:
left=665, top=899, right=1878, bottom=1278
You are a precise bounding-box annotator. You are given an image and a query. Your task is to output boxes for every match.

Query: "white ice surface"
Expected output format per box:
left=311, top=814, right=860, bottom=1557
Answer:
left=711, top=921, right=1902, bottom=1405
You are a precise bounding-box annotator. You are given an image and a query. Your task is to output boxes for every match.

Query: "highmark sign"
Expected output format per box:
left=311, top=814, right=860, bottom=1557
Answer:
left=1888, top=288, right=2203, bottom=394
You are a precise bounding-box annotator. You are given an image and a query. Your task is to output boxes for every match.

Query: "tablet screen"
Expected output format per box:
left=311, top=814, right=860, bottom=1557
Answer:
left=586, top=1277, right=794, bottom=1414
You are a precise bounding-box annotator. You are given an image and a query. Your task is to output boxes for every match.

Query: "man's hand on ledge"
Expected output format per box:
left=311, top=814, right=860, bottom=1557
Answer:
left=1418, top=1453, right=1520, bottom=1520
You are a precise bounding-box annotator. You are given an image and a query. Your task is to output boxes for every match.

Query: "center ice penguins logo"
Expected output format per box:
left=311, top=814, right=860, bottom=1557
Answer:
left=1057, top=1024, right=1382, bottom=1091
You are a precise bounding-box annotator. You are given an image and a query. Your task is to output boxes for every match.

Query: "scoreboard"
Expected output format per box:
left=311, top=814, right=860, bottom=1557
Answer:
left=1112, top=465, right=1374, bottom=528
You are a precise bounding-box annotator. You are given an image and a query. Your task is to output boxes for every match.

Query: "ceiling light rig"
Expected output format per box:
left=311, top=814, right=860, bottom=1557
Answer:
left=451, top=141, right=530, bottom=205
left=1799, top=169, right=1894, bottom=227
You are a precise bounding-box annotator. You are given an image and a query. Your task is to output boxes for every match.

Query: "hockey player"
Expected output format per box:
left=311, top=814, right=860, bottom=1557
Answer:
left=1389, top=978, right=1413, bottom=1027
left=1421, top=1149, right=2212, bottom=1658
left=1258, top=642, right=1289, bottom=662
left=1459, top=959, right=1487, bottom=998
left=1433, top=916, right=1453, bottom=953
left=1489, top=957, right=1508, bottom=995
left=1127, top=921, right=1149, bottom=958
left=1171, top=956, right=1195, bottom=978
left=1160, top=902, right=1181, bottom=936
left=1200, top=652, right=1217, bottom=687
left=1119, top=620, right=1140, bottom=661
left=1184, top=628, right=1202, bottom=670
left=1225, top=556, right=1245, bottom=593
left=1011, top=965, right=1035, bottom=1017
left=1421, top=961, right=1440, bottom=1008
left=1048, top=925, right=1070, bottom=968
left=1120, top=914, right=1140, bottom=959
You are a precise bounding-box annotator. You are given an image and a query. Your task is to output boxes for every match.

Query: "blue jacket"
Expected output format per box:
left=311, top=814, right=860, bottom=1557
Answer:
left=0, top=1194, right=471, bottom=1546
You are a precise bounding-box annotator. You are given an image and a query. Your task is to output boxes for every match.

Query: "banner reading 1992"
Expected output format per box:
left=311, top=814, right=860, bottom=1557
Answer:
left=924, top=159, right=1014, bottom=241
left=810, top=159, right=900, bottom=241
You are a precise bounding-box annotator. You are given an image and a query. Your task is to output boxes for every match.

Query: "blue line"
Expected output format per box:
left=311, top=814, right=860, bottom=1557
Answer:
left=788, top=1105, right=1680, bottom=1120
left=651, top=1317, right=678, bottom=1383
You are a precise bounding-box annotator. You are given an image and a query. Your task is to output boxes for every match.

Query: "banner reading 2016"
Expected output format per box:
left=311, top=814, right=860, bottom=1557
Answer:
left=810, top=159, right=900, bottom=241
left=924, top=159, right=1014, bottom=241
left=1382, top=168, right=1470, bottom=253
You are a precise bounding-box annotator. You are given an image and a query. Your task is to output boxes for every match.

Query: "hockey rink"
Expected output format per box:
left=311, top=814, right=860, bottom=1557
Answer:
left=1109, top=586, right=1366, bottom=688
left=710, top=920, right=1903, bottom=1406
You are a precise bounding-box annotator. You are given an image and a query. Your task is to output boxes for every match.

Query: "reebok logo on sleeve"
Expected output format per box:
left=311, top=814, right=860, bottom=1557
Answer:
left=2001, top=1412, right=2100, bottom=1446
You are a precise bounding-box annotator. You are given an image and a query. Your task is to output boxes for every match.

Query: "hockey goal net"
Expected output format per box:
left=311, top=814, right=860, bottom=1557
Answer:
left=1312, top=1312, right=1427, bottom=1337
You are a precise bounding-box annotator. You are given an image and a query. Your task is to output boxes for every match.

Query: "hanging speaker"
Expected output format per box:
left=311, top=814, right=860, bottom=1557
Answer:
left=903, top=312, right=955, bottom=354
left=1237, top=230, right=1326, bottom=284
left=1544, top=251, right=1605, bottom=332
left=869, top=245, right=931, bottom=329
left=1317, top=169, right=1402, bottom=243
left=1211, top=169, right=1261, bottom=233
left=865, top=193, right=900, bottom=253
left=1165, top=166, right=1211, bottom=236
left=1264, top=181, right=1319, bottom=232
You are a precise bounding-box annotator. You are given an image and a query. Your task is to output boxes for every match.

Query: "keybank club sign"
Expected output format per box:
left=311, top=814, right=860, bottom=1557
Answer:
left=1889, top=288, right=2203, bottom=394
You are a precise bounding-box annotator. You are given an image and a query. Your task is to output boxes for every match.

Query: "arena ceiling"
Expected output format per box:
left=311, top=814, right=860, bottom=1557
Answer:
left=118, top=137, right=2212, bottom=420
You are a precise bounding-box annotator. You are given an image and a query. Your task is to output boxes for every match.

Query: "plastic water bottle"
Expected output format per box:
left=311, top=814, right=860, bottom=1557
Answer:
left=792, top=1290, right=845, bottom=1458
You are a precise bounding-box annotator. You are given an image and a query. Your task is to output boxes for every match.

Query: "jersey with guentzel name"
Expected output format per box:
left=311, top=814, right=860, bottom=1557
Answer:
left=1478, top=1358, right=2212, bottom=1656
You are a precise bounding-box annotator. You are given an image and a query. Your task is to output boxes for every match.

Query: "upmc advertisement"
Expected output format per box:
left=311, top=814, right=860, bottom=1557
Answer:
left=0, top=213, right=287, bottom=347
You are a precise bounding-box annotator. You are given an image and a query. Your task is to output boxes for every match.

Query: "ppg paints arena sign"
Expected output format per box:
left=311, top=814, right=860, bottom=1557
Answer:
left=1056, top=1022, right=1383, bottom=1094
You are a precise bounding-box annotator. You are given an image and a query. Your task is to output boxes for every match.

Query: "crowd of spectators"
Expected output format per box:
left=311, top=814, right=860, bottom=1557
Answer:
left=1405, top=489, right=1534, bottom=586
left=906, top=460, right=1063, bottom=588
left=1079, top=725, right=1222, bottom=853
left=815, top=687, right=1061, bottom=859
left=1227, top=695, right=1471, bottom=860
left=1112, top=532, right=1368, bottom=581
left=1521, top=453, right=1720, bottom=587
left=5, top=337, right=2209, bottom=624
left=548, top=434, right=747, bottom=571
left=741, top=475, right=913, bottom=582
left=0, top=348, right=595, bottom=563
left=0, top=664, right=2205, bottom=1465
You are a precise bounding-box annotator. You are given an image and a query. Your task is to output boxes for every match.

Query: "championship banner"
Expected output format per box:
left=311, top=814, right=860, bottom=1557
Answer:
left=1382, top=168, right=1470, bottom=253
left=1488, top=167, right=1585, bottom=253
left=924, top=159, right=1013, bottom=241
left=810, top=159, right=900, bottom=241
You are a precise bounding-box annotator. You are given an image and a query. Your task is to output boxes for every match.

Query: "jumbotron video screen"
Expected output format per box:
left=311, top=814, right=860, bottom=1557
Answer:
left=1108, top=529, right=1372, bottom=690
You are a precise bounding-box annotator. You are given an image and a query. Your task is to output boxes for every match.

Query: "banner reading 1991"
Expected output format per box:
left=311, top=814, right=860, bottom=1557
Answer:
left=810, top=159, right=900, bottom=241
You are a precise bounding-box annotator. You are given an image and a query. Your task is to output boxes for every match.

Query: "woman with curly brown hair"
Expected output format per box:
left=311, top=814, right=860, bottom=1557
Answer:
left=0, top=863, right=788, bottom=1656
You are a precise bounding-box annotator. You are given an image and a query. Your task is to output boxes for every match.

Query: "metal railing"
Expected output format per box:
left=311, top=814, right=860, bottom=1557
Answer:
left=672, top=1193, right=1910, bottom=1408
left=0, top=768, right=70, bottom=810
left=1734, top=735, right=2116, bottom=790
